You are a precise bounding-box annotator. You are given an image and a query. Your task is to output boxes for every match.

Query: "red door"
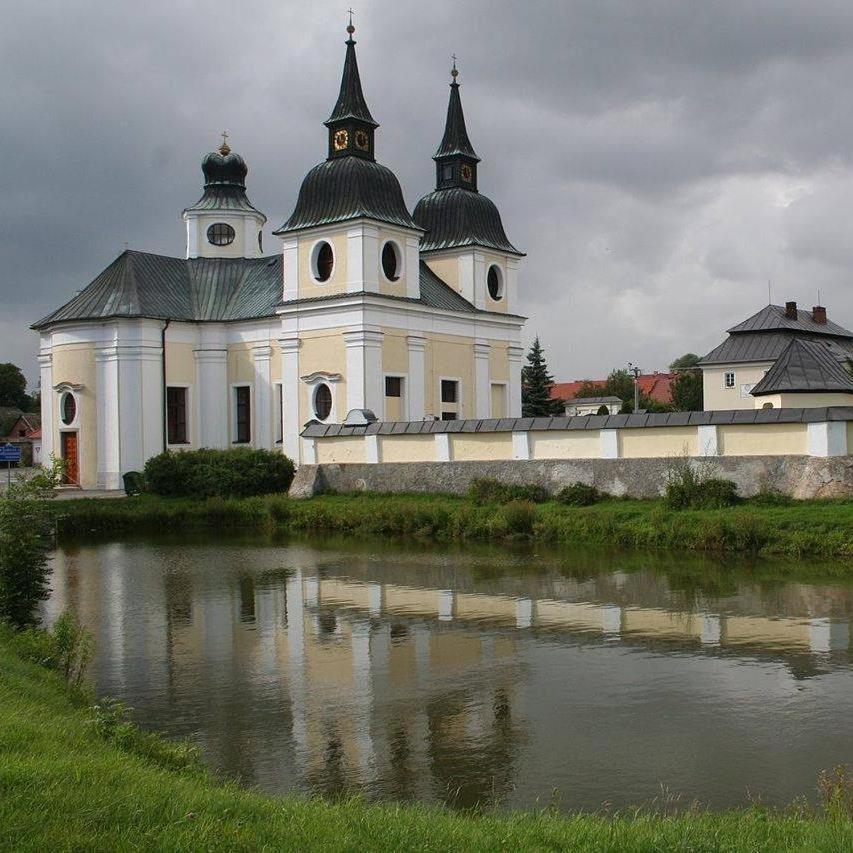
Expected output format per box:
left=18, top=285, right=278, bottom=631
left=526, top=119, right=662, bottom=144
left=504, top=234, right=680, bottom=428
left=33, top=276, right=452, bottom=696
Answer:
left=61, top=432, right=78, bottom=485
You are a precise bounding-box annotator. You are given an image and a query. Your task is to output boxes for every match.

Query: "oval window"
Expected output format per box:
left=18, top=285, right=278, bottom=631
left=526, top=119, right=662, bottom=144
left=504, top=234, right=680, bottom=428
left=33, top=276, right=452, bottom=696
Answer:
left=312, top=241, right=334, bottom=282
left=207, top=223, right=236, bottom=246
left=61, top=392, right=76, bottom=426
left=487, top=264, right=503, bottom=301
left=313, top=384, right=332, bottom=420
left=381, top=241, right=400, bottom=282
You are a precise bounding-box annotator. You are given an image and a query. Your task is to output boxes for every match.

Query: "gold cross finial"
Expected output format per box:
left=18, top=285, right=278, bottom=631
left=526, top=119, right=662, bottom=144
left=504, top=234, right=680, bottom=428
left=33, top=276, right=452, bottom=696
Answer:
left=347, top=8, right=355, bottom=35
left=451, top=54, right=459, bottom=80
left=219, top=130, right=231, bottom=155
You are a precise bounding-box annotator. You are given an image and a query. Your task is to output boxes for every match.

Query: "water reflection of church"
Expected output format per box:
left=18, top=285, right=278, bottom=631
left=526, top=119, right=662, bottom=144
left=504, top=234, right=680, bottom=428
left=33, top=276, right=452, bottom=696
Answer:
left=45, top=545, right=851, bottom=805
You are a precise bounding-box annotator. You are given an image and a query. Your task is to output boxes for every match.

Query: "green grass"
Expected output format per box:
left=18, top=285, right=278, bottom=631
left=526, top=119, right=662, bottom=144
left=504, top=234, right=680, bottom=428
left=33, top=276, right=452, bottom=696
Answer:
left=1, top=635, right=850, bottom=852
left=52, top=491, right=853, bottom=561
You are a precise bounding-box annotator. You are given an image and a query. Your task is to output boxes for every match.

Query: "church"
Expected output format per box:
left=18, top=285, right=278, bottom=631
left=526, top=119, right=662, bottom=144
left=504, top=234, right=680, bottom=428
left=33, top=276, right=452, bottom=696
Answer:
left=34, top=24, right=526, bottom=489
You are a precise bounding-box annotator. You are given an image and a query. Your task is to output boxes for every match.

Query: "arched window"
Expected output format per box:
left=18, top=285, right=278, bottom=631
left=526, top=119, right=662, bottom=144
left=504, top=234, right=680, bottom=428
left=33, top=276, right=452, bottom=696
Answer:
left=311, top=241, right=334, bottom=282
left=381, top=241, right=401, bottom=282
left=60, top=392, right=77, bottom=426
left=207, top=223, right=236, bottom=246
left=313, top=384, right=333, bottom=420
left=487, top=265, right=504, bottom=301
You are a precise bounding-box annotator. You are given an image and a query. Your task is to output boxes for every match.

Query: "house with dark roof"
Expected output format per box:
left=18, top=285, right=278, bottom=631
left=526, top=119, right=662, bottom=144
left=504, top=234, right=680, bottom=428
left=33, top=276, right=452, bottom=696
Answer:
left=699, top=301, right=853, bottom=410
left=33, top=24, right=526, bottom=489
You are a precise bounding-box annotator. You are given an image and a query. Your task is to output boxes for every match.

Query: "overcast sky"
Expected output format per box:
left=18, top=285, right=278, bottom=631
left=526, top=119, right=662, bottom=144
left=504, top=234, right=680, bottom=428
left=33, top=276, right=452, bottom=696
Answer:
left=5, top=0, right=853, bottom=387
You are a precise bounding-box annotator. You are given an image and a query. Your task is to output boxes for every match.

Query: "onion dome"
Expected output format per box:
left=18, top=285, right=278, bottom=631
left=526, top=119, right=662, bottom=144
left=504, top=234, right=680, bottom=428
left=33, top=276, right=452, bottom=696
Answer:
left=184, top=135, right=265, bottom=218
left=413, top=65, right=521, bottom=255
left=274, top=21, right=417, bottom=235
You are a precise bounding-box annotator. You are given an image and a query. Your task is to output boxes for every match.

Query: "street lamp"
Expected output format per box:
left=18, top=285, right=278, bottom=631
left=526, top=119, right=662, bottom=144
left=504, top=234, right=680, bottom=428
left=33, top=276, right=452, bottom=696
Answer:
left=627, top=362, right=642, bottom=413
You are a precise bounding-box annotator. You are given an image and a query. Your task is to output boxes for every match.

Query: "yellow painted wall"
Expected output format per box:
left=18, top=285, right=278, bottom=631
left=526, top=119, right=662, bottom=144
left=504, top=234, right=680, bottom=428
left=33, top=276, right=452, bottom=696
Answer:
left=489, top=341, right=509, bottom=382
left=529, top=430, right=600, bottom=460
left=165, top=343, right=195, bottom=384
left=620, top=427, right=697, bottom=458
left=297, top=232, right=348, bottom=298
left=51, top=343, right=98, bottom=488
left=425, top=333, right=474, bottom=417
left=491, top=383, right=507, bottom=418
left=314, top=436, right=366, bottom=464
left=381, top=328, right=409, bottom=420
left=703, top=363, right=771, bottom=411
left=718, top=422, right=807, bottom=455
left=768, top=392, right=853, bottom=408
left=298, top=331, right=348, bottom=424
left=380, top=435, right=435, bottom=462
left=450, top=433, right=513, bottom=461
left=423, top=256, right=458, bottom=292
left=227, top=343, right=254, bottom=384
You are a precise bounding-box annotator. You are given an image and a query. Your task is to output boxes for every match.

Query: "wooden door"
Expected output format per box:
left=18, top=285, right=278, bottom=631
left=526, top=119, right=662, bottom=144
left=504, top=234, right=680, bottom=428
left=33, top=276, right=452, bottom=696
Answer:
left=61, top=432, right=78, bottom=485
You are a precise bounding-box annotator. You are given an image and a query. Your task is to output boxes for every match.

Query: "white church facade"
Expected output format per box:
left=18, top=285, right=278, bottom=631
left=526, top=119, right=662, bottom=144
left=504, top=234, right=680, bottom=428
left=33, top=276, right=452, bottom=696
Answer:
left=34, top=26, right=526, bottom=489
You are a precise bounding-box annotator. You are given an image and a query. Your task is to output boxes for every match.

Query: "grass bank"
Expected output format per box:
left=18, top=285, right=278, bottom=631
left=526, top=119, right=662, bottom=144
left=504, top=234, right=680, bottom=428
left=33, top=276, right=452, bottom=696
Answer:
left=52, top=491, right=853, bottom=560
left=1, top=634, right=850, bottom=852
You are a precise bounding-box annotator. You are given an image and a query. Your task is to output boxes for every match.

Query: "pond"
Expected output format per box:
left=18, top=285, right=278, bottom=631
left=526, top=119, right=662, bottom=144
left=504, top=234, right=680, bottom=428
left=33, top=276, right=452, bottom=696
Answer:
left=45, top=534, right=852, bottom=813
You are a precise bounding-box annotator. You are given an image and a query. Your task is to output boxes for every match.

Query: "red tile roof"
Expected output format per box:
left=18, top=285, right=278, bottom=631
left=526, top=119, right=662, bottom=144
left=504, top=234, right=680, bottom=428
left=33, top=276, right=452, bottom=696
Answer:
left=550, top=374, right=674, bottom=404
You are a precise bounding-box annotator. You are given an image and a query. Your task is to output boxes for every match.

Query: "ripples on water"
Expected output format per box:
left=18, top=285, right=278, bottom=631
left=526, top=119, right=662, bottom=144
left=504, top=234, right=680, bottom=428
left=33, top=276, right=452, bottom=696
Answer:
left=44, top=535, right=853, bottom=812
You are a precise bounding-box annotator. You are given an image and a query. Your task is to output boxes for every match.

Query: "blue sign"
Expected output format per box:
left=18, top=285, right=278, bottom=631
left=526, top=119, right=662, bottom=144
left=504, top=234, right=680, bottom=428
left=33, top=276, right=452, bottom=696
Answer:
left=0, top=444, right=22, bottom=463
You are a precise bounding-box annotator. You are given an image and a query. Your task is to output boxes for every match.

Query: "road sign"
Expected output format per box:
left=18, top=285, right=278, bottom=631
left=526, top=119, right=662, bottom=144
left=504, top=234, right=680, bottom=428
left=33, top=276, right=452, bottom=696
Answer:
left=0, top=444, right=22, bottom=463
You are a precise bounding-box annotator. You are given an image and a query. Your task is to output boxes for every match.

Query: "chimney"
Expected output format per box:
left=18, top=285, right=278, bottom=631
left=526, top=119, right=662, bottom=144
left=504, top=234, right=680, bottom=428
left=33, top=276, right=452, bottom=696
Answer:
left=785, top=300, right=798, bottom=319
left=812, top=305, right=827, bottom=325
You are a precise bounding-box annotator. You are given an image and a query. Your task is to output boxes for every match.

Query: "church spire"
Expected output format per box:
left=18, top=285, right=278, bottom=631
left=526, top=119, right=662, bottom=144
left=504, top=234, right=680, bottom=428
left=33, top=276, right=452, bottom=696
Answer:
left=433, top=60, right=480, bottom=191
left=325, top=16, right=378, bottom=160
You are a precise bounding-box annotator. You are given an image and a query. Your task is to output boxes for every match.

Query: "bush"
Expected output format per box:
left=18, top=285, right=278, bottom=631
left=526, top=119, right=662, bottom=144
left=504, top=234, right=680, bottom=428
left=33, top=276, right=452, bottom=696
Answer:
left=499, top=500, right=537, bottom=537
left=666, top=477, right=739, bottom=510
left=468, top=478, right=549, bottom=505
left=143, top=448, right=295, bottom=499
left=555, top=482, right=603, bottom=506
left=750, top=488, right=793, bottom=507
left=11, top=611, right=92, bottom=686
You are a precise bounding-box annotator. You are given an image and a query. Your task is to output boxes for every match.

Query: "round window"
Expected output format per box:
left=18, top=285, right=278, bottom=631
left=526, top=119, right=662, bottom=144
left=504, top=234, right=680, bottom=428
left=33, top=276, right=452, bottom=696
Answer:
left=381, top=241, right=400, bottom=282
left=313, top=384, right=332, bottom=420
left=487, top=265, right=504, bottom=301
left=207, top=223, right=236, bottom=246
left=60, top=392, right=76, bottom=426
left=311, top=241, right=334, bottom=282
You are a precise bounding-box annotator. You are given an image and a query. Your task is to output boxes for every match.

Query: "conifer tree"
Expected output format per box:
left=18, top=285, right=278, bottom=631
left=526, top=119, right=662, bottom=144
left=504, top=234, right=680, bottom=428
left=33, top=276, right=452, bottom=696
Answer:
left=521, top=336, right=564, bottom=417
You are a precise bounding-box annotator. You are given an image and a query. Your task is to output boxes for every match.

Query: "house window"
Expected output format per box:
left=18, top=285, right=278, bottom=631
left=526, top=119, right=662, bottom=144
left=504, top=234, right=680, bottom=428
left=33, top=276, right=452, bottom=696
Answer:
left=234, top=386, right=251, bottom=443
left=313, top=383, right=333, bottom=420
left=166, top=387, right=188, bottom=445
left=381, top=241, right=401, bottom=282
left=60, top=392, right=76, bottom=426
left=487, top=265, right=504, bottom=301
left=724, top=372, right=736, bottom=388
left=207, top=223, right=235, bottom=246
left=440, top=379, right=459, bottom=420
left=385, top=376, right=402, bottom=397
left=311, top=241, right=334, bottom=282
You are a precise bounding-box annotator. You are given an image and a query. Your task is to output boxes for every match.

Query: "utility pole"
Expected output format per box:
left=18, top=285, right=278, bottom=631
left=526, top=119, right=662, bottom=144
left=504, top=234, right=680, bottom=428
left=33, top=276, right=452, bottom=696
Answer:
left=628, top=363, right=641, bottom=413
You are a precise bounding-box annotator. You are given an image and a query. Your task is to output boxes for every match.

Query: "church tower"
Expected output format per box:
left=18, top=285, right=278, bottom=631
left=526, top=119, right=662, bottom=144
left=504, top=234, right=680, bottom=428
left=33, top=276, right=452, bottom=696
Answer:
left=413, top=64, right=524, bottom=315
left=182, top=136, right=267, bottom=259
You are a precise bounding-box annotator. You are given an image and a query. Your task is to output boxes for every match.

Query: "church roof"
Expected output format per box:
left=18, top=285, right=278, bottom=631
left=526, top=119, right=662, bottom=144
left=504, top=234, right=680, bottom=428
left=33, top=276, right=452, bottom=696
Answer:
left=33, top=252, right=509, bottom=330
left=434, top=79, right=479, bottom=162
left=413, top=187, right=522, bottom=255
left=750, top=338, right=853, bottom=396
left=183, top=144, right=265, bottom=219
left=325, top=33, right=377, bottom=128
left=273, top=156, right=418, bottom=234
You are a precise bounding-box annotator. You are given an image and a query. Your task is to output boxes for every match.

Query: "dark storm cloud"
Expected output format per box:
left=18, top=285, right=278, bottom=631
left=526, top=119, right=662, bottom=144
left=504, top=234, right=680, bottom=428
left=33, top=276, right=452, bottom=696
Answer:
left=4, top=0, right=853, bottom=384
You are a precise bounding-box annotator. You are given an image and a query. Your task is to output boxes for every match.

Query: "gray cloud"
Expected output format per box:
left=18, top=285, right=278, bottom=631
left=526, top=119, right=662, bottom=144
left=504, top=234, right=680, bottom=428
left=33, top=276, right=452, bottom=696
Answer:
left=4, top=0, right=853, bottom=386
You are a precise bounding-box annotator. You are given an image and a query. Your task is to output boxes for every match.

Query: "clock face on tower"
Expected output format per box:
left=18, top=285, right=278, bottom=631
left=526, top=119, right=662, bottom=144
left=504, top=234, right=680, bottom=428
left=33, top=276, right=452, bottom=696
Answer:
left=460, top=164, right=473, bottom=182
left=333, top=129, right=349, bottom=151
left=354, top=129, right=369, bottom=151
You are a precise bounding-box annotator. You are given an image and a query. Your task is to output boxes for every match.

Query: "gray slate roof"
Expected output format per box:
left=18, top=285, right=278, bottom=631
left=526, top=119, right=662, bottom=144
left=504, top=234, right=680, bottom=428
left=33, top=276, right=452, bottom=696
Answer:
left=567, top=396, right=622, bottom=406
left=34, top=252, right=511, bottom=330
left=728, top=303, right=853, bottom=337
left=751, top=339, right=853, bottom=396
left=302, top=406, right=853, bottom=437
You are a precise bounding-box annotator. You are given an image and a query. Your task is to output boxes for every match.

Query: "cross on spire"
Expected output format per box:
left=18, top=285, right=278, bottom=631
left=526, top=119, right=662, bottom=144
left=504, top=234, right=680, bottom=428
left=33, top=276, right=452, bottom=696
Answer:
left=347, top=7, right=355, bottom=37
left=219, top=130, right=231, bottom=155
left=451, top=54, right=459, bottom=80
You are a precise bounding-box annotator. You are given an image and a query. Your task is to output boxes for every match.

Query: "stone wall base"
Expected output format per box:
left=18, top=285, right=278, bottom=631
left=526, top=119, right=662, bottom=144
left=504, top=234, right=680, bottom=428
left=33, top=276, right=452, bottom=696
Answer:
left=289, top=456, right=853, bottom=500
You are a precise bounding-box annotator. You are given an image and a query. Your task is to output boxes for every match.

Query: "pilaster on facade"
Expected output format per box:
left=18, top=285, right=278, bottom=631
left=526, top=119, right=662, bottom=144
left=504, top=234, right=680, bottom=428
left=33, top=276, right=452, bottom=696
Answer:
left=281, top=236, right=299, bottom=302
left=94, top=346, right=120, bottom=490
left=406, top=334, right=427, bottom=420
left=343, top=328, right=384, bottom=416
left=473, top=340, right=491, bottom=419
left=472, top=252, right=487, bottom=311
left=404, top=235, right=421, bottom=299
left=505, top=257, right=520, bottom=315
left=252, top=345, right=274, bottom=450
left=37, top=350, right=54, bottom=464
left=507, top=345, right=524, bottom=417
left=193, top=347, right=229, bottom=448
left=347, top=223, right=380, bottom=294
left=279, top=336, right=302, bottom=463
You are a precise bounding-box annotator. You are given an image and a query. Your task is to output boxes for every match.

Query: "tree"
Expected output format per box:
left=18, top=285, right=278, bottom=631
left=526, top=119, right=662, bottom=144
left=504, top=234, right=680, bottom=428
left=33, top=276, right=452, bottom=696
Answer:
left=669, top=353, right=702, bottom=370
left=521, top=337, right=564, bottom=417
left=670, top=369, right=704, bottom=411
left=603, top=369, right=635, bottom=403
left=0, top=363, right=29, bottom=409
